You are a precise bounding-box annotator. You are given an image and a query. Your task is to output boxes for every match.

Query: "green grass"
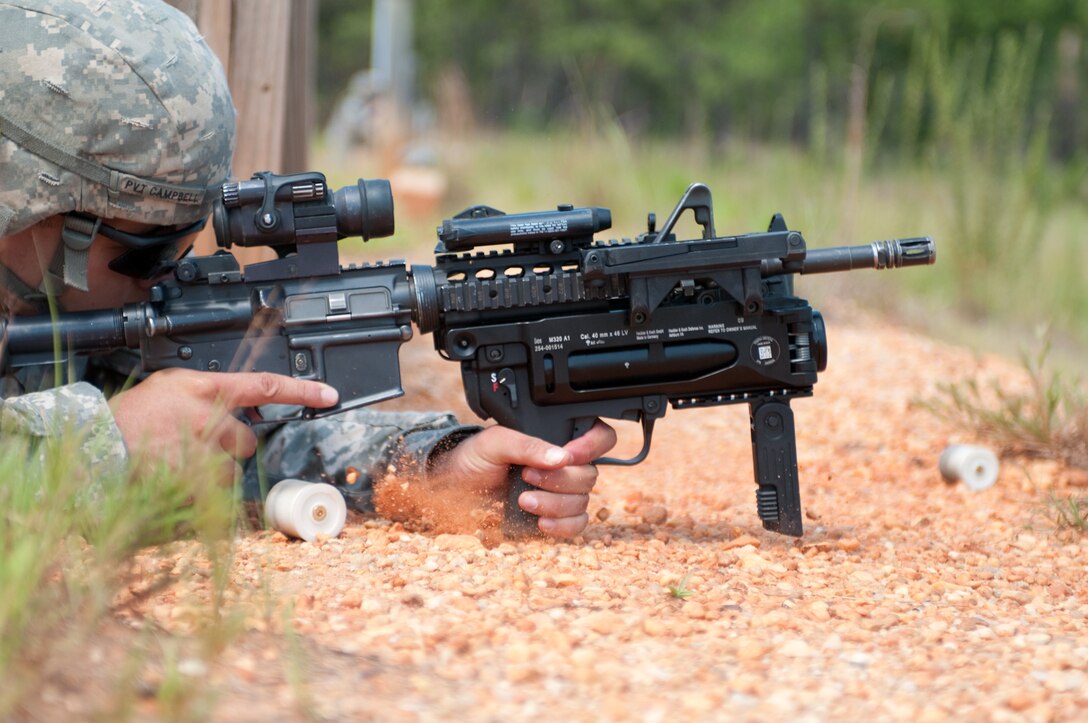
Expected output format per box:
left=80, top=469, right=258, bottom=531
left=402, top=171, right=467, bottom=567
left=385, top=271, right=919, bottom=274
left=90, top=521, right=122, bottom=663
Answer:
left=0, top=430, right=239, bottom=718
left=922, top=332, right=1088, bottom=469
left=1044, top=493, right=1088, bottom=534
left=667, top=573, right=695, bottom=600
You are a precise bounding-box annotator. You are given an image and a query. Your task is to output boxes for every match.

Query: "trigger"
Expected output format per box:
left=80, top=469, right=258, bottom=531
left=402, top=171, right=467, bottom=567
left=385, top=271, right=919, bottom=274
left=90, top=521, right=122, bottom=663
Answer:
left=233, top=406, right=264, bottom=426
left=572, top=417, right=597, bottom=439
left=595, top=416, right=657, bottom=466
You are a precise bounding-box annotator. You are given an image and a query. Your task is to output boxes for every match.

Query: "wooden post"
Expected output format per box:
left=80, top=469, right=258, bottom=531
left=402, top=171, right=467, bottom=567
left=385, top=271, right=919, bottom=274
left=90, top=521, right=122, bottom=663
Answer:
left=166, top=0, right=316, bottom=259
left=282, top=1, right=317, bottom=174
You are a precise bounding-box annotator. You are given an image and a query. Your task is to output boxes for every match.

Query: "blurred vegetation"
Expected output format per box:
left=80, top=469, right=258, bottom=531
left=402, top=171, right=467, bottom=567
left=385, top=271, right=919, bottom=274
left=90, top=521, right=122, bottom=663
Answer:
left=317, top=0, right=1088, bottom=353
left=0, top=433, right=241, bottom=718
left=318, top=0, right=1087, bottom=159
left=923, top=332, right=1088, bottom=469
left=1045, top=492, right=1088, bottom=533
left=317, top=0, right=1088, bottom=472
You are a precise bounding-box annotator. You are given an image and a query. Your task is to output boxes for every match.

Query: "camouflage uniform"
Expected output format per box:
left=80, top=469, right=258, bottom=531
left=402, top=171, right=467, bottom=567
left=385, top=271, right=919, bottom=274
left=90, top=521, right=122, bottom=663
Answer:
left=0, top=380, right=128, bottom=481
left=0, top=0, right=221, bottom=483
left=0, top=0, right=479, bottom=511
left=2, top=353, right=479, bottom=512
left=242, top=408, right=480, bottom=512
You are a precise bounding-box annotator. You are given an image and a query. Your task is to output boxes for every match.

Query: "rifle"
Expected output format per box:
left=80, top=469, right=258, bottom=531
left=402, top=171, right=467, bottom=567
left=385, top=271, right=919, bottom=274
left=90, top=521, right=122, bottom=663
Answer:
left=0, top=171, right=935, bottom=538
left=1, top=172, right=416, bottom=416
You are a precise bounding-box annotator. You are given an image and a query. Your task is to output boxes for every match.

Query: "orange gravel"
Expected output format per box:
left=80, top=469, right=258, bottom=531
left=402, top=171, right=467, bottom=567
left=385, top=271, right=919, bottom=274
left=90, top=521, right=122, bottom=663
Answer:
left=38, top=312, right=1088, bottom=721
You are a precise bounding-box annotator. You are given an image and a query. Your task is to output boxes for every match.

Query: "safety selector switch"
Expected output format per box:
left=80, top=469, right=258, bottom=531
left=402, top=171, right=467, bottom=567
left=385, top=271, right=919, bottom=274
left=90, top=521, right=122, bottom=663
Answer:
left=489, top=367, right=518, bottom=408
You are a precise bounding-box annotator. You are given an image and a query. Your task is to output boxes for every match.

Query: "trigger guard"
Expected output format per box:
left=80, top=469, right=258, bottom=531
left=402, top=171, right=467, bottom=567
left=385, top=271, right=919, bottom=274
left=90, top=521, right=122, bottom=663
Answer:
left=594, top=415, right=656, bottom=467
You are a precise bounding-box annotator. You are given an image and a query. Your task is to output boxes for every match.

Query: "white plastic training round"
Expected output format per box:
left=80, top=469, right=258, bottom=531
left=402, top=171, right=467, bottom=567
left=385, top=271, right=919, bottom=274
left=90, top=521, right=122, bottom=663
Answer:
left=264, top=479, right=348, bottom=541
left=939, top=444, right=1000, bottom=491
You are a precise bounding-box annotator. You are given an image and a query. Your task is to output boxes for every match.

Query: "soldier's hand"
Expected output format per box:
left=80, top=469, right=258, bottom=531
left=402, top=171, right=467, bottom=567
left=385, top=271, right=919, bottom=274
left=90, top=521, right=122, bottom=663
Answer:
left=433, top=420, right=618, bottom=538
left=110, top=369, right=339, bottom=483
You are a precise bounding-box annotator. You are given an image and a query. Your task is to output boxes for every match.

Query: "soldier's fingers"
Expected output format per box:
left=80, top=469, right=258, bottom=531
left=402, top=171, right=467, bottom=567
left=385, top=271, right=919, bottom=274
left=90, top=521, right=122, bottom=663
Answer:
left=562, top=420, right=618, bottom=465
left=213, top=417, right=259, bottom=460
left=211, top=372, right=339, bottom=411
left=537, top=513, right=590, bottom=539
left=521, top=464, right=599, bottom=494
left=519, top=490, right=591, bottom=519
left=469, top=426, right=572, bottom=470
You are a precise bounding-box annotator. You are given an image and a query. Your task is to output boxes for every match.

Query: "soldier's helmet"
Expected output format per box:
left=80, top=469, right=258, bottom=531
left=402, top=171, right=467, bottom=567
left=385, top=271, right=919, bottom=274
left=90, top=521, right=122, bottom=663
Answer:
left=0, top=0, right=236, bottom=239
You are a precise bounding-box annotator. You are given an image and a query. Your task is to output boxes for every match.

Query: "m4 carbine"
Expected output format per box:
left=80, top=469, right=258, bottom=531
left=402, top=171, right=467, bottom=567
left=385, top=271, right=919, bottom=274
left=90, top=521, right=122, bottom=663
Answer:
left=0, top=172, right=934, bottom=538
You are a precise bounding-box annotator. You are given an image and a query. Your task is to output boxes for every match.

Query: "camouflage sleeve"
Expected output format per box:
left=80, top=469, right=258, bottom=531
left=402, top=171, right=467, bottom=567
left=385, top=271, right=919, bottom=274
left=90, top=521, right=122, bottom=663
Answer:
left=0, top=381, right=128, bottom=479
left=245, top=409, right=481, bottom=512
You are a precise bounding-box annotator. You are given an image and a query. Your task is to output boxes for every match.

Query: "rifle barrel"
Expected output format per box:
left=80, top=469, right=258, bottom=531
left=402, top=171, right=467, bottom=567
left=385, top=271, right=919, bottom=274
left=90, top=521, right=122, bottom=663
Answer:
left=762, top=237, right=935, bottom=276
left=1, top=308, right=131, bottom=356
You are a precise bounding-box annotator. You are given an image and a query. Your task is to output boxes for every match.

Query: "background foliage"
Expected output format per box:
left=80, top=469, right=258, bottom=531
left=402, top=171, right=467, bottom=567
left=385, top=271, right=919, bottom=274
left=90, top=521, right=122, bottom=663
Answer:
left=318, top=0, right=1087, bottom=160
left=316, top=0, right=1088, bottom=352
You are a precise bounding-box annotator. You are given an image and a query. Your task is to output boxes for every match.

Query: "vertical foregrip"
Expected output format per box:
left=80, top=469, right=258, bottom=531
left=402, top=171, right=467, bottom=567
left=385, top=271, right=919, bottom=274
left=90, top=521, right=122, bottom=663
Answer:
left=749, top=399, right=804, bottom=537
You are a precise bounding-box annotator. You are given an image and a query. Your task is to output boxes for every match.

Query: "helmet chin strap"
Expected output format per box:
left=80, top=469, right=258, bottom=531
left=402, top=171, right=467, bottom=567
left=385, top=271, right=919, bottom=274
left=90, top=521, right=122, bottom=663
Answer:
left=16, top=212, right=206, bottom=306
left=0, top=218, right=78, bottom=314
left=18, top=213, right=98, bottom=310
left=47, top=214, right=98, bottom=293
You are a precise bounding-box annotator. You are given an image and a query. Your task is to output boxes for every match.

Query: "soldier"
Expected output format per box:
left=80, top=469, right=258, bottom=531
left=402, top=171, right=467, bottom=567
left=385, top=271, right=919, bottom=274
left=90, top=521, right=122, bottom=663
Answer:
left=0, top=0, right=615, bottom=538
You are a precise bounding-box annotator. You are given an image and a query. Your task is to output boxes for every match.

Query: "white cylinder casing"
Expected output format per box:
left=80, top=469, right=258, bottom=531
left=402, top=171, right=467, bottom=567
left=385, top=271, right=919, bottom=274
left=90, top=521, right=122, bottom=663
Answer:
left=939, top=444, right=1000, bottom=491
left=265, top=479, right=348, bottom=541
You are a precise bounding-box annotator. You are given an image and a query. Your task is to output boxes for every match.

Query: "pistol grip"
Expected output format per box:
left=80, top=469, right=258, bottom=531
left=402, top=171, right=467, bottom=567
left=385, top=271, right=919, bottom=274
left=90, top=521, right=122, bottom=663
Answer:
left=749, top=399, right=804, bottom=537
left=501, top=466, right=545, bottom=539
left=499, top=416, right=597, bottom=540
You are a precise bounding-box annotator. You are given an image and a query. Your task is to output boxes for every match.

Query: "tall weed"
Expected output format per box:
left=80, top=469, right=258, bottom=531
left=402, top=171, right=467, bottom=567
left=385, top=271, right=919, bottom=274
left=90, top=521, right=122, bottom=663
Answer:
left=0, top=431, right=238, bottom=717
left=877, top=25, right=1057, bottom=316
left=923, top=332, right=1088, bottom=468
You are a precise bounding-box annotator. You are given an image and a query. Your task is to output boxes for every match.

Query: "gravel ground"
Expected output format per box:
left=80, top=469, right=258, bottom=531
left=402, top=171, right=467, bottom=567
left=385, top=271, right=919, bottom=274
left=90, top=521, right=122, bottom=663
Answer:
left=28, top=314, right=1088, bottom=722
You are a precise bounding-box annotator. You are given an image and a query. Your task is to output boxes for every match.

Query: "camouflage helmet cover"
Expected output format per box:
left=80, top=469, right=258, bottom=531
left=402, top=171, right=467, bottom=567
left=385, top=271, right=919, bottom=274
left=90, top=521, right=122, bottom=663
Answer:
left=0, top=0, right=236, bottom=236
